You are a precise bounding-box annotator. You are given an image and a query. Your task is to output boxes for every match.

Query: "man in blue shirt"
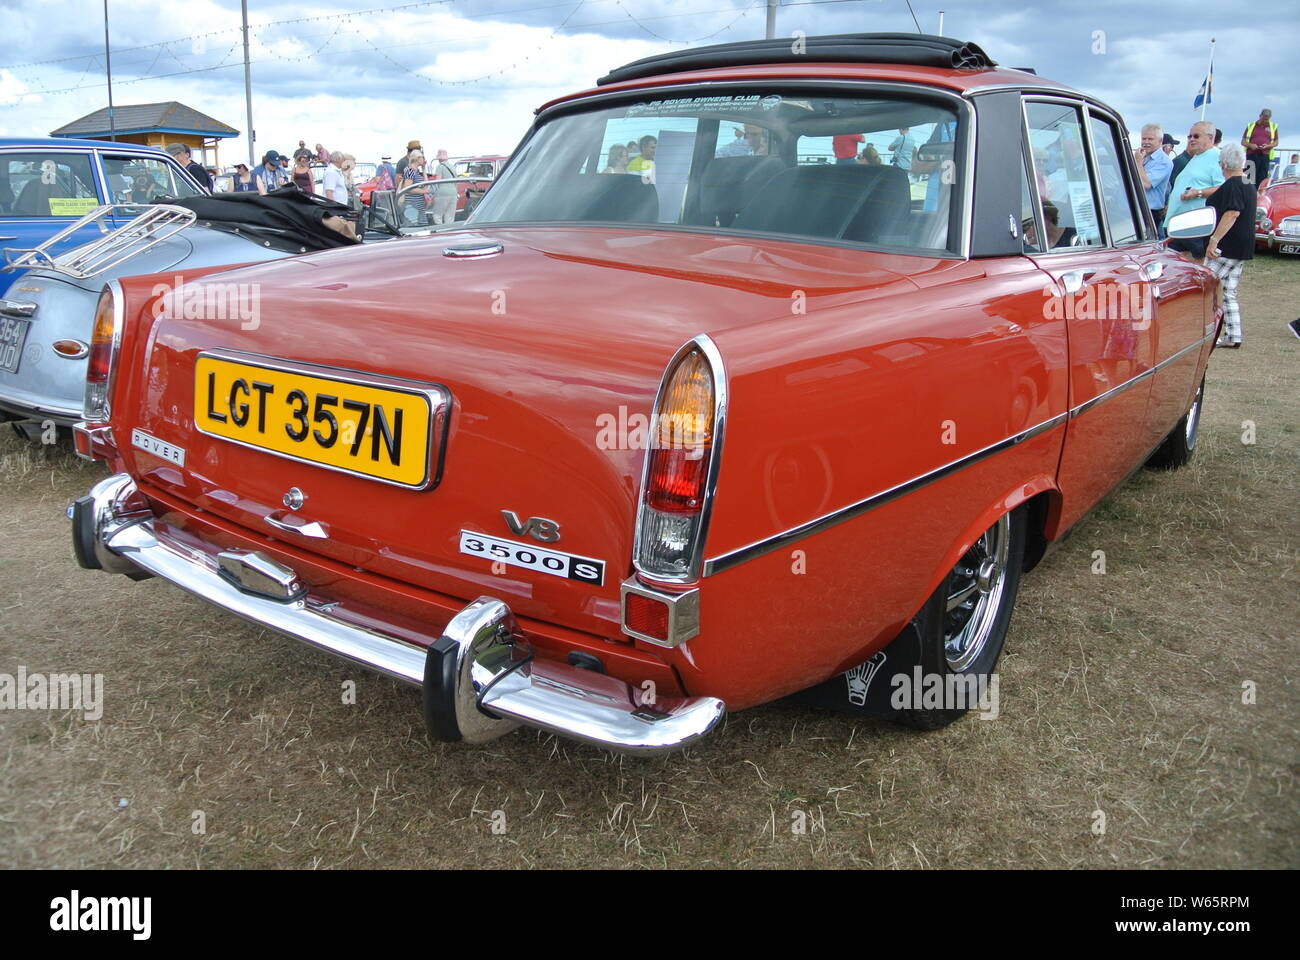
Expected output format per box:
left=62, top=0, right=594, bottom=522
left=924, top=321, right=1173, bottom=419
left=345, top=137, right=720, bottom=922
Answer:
left=888, top=127, right=918, bottom=174
left=1165, top=121, right=1223, bottom=258
left=1135, top=123, right=1173, bottom=234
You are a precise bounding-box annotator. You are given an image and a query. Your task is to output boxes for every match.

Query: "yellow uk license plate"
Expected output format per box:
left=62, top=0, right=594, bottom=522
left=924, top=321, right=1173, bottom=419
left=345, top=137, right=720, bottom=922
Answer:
left=194, top=351, right=449, bottom=489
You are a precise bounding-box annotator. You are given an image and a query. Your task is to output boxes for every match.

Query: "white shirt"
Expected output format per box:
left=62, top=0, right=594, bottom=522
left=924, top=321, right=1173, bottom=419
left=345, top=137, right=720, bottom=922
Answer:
left=322, top=165, right=347, bottom=204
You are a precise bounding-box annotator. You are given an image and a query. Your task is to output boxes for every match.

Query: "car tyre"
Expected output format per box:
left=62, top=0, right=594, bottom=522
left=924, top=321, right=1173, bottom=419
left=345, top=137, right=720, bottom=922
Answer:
left=890, top=507, right=1027, bottom=730
left=1146, top=375, right=1204, bottom=470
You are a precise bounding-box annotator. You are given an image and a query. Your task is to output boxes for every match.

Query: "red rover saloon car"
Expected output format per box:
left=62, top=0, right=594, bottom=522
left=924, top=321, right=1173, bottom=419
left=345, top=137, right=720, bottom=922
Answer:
left=68, top=34, right=1219, bottom=754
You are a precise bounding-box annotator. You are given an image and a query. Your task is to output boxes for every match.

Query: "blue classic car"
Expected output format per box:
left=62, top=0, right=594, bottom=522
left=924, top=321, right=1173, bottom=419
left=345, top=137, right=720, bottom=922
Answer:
left=0, top=136, right=204, bottom=297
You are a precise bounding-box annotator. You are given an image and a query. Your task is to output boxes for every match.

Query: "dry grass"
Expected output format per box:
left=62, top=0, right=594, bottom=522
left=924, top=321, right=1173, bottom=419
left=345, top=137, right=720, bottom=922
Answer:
left=0, top=256, right=1295, bottom=869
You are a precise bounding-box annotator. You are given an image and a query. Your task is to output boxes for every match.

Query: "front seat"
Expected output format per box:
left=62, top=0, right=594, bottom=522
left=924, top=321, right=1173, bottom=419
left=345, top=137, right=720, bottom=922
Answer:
left=14, top=178, right=70, bottom=216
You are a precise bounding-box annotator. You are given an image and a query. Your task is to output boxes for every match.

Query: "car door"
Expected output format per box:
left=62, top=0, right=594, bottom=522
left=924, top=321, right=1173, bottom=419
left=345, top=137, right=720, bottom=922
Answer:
left=1021, top=98, right=1157, bottom=532
left=1088, top=108, right=1214, bottom=448
left=0, top=148, right=105, bottom=296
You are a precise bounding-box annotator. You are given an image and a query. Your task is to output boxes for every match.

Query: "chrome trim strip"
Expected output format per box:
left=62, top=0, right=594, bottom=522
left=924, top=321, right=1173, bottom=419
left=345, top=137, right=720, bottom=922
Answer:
left=703, top=331, right=1213, bottom=576
left=703, top=410, right=1069, bottom=577
left=193, top=347, right=451, bottom=492
left=1067, top=367, right=1154, bottom=419
left=964, top=82, right=1123, bottom=118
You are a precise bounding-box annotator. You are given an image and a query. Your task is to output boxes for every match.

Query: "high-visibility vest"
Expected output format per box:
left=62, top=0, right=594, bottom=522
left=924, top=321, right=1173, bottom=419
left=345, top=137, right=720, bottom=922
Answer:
left=1245, top=120, right=1278, bottom=159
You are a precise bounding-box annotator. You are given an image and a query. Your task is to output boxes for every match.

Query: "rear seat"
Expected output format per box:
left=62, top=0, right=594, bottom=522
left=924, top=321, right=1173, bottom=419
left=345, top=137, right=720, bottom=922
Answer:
left=691, top=155, right=788, bottom=227
left=732, top=163, right=912, bottom=245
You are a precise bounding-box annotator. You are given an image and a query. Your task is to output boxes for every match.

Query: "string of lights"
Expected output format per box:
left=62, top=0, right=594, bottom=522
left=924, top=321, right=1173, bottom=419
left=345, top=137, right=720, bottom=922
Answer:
left=609, top=0, right=761, bottom=44
left=0, top=0, right=856, bottom=103
left=0, top=0, right=458, bottom=71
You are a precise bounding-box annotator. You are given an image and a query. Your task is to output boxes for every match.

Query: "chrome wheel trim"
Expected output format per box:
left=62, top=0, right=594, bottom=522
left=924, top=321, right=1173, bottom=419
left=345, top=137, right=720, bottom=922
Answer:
left=943, top=513, right=1011, bottom=672
left=1184, top=381, right=1203, bottom=451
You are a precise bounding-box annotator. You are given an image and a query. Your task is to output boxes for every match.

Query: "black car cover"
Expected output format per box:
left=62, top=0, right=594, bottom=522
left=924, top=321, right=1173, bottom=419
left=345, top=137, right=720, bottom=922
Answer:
left=158, top=186, right=361, bottom=251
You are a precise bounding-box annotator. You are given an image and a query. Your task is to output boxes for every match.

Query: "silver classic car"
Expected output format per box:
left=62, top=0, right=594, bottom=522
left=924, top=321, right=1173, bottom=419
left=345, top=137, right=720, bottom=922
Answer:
left=0, top=188, right=363, bottom=435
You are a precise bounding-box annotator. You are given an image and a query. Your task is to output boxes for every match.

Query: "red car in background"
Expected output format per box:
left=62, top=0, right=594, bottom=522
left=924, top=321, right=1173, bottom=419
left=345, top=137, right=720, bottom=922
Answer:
left=1255, top=172, right=1300, bottom=254
left=450, top=155, right=508, bottom=218
left=357, top=155, right=508, bottom=218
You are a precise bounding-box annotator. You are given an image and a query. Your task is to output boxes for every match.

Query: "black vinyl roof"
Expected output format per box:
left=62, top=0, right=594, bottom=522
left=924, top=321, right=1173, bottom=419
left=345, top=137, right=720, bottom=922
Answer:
left=597, top=33, right=997, bottom=86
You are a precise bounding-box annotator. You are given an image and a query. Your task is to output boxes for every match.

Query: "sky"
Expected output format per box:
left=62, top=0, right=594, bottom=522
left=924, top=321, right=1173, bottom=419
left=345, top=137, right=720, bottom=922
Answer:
left=1, top=0, right=1297, bottom=168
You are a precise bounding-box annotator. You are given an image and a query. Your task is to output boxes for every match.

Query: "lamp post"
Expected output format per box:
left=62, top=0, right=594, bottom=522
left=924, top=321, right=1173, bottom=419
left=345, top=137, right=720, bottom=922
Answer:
left=103, top=0, right=115, bottom=140
left=242, top=0, right=255, bottom=166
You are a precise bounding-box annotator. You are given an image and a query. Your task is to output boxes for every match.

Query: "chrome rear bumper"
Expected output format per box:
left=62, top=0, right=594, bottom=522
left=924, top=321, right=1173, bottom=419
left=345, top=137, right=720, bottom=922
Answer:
left=70, top=473, right=724, bottom=755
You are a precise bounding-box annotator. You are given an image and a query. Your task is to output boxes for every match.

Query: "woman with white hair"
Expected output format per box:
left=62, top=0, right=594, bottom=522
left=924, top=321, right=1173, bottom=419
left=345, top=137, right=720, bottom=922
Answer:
left=1204, top=141, right=1255, bottom=349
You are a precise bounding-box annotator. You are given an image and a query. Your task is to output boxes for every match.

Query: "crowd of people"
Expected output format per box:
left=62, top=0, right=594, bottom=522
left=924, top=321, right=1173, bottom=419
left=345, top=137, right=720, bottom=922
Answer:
left=214, top=138, right=465, bottom=224
left=1131, top=107, right=1284, bottom=348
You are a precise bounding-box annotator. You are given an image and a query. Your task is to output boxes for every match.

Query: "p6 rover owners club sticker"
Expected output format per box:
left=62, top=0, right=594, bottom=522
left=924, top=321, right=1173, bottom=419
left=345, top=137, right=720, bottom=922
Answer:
left=459, top=532, right=605, bottom=586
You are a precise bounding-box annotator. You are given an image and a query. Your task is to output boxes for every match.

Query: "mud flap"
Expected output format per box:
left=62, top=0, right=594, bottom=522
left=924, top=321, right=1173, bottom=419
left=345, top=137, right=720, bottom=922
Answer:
left=787, top=621, right=925, bottom=720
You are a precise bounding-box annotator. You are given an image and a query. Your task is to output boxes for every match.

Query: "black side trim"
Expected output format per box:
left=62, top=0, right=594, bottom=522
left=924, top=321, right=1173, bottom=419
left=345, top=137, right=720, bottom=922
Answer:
left=70, top=496, right=100, bottom=570
left=422, top=636, right=463, bottom=743
left=597, top=33, right=998, bottom=86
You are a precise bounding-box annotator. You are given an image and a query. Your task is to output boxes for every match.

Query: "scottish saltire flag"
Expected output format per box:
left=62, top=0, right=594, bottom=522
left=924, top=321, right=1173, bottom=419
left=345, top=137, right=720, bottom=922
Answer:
left=1194, top=70, right=1213, bottom=109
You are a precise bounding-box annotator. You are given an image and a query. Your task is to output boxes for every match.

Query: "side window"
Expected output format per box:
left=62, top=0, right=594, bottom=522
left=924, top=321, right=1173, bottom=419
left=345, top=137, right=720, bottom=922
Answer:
left=102, top=155, right=200, bottom=205
left=0, top=152, right=99, bottom=217
left=1020, top=149, right=1043, bottom=254
left=1024, top=101, right=1104, bottom=249
left=1087, top=114, right=1141, bottom=244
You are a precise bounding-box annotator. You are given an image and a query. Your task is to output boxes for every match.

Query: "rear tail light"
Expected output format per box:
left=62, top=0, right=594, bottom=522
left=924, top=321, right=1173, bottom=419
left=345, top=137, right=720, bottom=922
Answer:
left=633, top=336, right=726, bottom=583
left=83, top=283, right=122, bottom=422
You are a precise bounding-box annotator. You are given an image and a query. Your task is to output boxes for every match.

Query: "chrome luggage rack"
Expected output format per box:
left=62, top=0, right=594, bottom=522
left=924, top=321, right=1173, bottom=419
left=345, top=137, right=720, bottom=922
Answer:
left=2, top=203, right=197, bottom=280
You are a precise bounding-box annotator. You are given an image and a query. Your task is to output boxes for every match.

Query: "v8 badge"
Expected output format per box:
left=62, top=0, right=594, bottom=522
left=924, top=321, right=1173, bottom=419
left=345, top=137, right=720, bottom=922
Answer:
left=501, top=510, right=561, bottom=543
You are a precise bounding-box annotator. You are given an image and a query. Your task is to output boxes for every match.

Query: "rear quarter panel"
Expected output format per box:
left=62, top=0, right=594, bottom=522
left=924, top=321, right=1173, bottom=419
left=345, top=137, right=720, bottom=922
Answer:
left=675, top=256, right=1068, bottom=707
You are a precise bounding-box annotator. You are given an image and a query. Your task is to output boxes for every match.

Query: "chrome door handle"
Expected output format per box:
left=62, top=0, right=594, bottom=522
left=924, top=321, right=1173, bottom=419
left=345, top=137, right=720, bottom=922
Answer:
left=1061, top=269, right=1097, bottom=295
left=1139, top=261, right=1164, bottom=281
left=264, top=513, right=328, bottom=539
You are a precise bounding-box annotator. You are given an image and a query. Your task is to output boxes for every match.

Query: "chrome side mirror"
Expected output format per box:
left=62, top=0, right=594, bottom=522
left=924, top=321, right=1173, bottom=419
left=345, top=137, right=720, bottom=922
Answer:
left=1166, top=206, right=1216, bottom=239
